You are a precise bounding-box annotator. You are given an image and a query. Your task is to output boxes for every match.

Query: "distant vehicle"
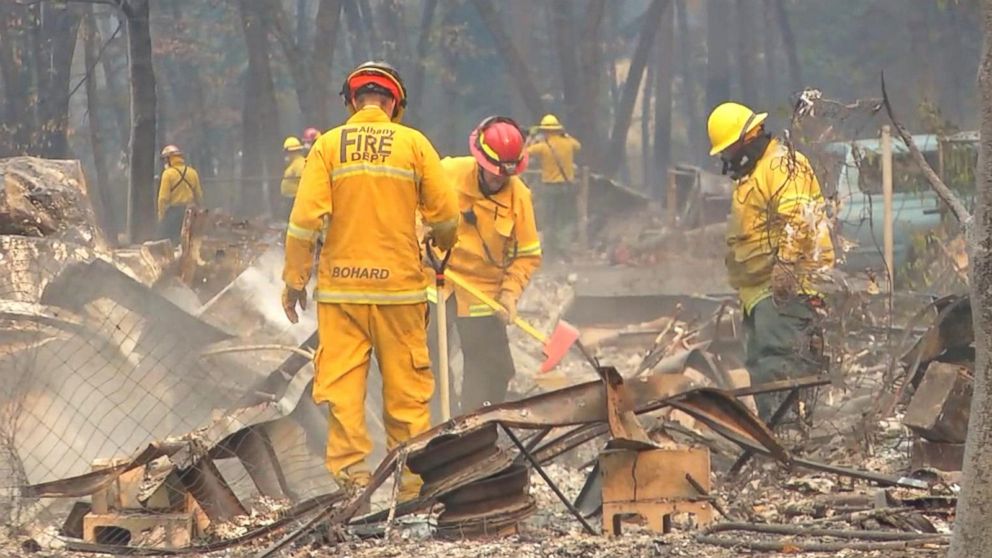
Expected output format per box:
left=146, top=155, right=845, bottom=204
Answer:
left=820, top=131, right=977, bottom=272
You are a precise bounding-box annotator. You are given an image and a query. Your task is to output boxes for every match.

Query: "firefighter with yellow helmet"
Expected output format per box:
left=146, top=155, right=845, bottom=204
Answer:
left=707, top=101, right=835, bottom=418
left=281, top=61, right=458, bottom=498
left=525, top=113, right=581, bottom=257
left=280, top=136, right=306, bottom=220
left=156, top=144, right=203, bottom=241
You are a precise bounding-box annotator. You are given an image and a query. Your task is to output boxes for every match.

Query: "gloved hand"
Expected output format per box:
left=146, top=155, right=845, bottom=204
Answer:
left=496, top=290, right=518, bottom=325
left=282, top=285, right=307, bottom=324
left=771, top=261, right=798, bottom=304
left=429, top=219, right=458, bottom=252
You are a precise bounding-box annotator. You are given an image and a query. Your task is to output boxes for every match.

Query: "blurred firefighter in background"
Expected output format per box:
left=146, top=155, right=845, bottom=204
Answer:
left=707, top=101, right=835, bottom=419
left=280, top=136, right=306, bottom=221
left=282, top=61, right=458, bottom=500
left=156, top=144, right=203, bottom=242
left=526, top=113, right=581, bottom=258
left=302, top=127, right=321, bottom=155
left=427, top=116, right=542, bottom=418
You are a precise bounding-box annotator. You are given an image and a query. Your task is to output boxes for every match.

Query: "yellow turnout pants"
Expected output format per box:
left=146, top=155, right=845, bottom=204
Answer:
left=313, top=302, right=434, bottom=477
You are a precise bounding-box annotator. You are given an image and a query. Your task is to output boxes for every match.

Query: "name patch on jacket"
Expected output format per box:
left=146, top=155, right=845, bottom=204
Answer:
left=331, top=266, right=391, bottom=280
left=340, top=127, right=394, bottom=163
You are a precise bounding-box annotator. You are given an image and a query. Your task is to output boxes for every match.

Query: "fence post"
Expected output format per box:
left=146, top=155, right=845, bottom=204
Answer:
left=881, top=125, right=894, bottom=288
left=666, top=169, right=678, bottom=227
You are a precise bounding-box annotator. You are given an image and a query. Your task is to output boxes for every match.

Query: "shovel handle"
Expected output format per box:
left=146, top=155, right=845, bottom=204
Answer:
left=444, top=269, right=546, bottom=343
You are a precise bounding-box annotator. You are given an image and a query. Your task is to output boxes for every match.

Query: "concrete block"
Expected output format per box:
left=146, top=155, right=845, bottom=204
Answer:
left=82, top=512, right=192, bottom=548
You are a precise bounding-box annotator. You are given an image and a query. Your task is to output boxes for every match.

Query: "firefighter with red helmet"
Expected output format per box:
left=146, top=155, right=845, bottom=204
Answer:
left=428, top=116, right=542, bottom=414
left=301, top=127, right=321, bottom=154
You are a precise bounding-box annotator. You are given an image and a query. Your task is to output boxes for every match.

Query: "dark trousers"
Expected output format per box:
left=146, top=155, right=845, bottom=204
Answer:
left=743, top=295, right=824, bottom=419
left=537, top=183, right=575, bottom=256
left=428, top=298, right=517, bottom=419
left=158, top=206, right=186, bottom=242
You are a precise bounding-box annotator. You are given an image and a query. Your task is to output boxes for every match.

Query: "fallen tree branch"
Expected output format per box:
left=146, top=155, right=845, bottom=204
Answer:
left=880, top=72, right=973, bottom=225
left=696, top=533, right=948, bottom=552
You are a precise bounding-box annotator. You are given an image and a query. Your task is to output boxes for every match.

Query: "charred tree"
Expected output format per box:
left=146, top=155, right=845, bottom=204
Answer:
left=735, top=0, right=758, bottom=105
left=34, top=2, right=82, bottom=158
left=676, top=0, right=703, bottom=162
left=762, top=0, right=779, bottom=107
left=949, top=5, right=992, bottom=556
left=311, top=0, right=343, bottom=127
left=653, top=3, right=674, bottom=198
left=94, top=12, right=131, bottom=149
left=0, top=3, right=36, bottom=155
left=641, top=48, right=655, bottom=192
left=123, top=0, right=158, bottom=242
left=83, top=6, right=113, bottom=237
left=239, top=0, right=281, bottom=217
left=603, top=0, right=670, bottom=178
left=165, top=1, right=213, bottom=177
left=342, top=0, right=368, bottom=61
left=266, top=0, right=317, bottom=117
left=575, top=0, right=607, bottom=169
left=472, top=0, right=545, bottom=121
left=550, top=0, right=582, bottom=131
left=705, top=0, right=730, bottom=113
left=772, top=0, right=802, bottom=92
left=406, top=0, right=437, bottom=122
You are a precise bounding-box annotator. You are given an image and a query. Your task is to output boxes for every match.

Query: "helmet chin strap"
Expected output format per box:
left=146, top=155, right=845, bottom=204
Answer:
left=721, top=132, right=772, bottom=180
left=477, top=167, right=508, bottom=197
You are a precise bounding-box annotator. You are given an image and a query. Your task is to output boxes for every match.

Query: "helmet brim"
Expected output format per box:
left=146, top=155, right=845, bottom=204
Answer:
left=709, top=112, right=768, bottom=156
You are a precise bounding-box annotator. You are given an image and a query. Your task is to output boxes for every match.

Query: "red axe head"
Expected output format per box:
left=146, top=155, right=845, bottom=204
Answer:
left=540, top=321, right=581, bottom=373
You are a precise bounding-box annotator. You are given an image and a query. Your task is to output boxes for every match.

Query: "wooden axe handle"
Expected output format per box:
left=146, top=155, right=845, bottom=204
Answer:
left=443, top=269, right=547, bottom=343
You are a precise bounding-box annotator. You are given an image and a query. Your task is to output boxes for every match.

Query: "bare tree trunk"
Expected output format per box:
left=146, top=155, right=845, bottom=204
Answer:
left=378, top=0, right=409, bottom=66
left=735, top=0, right=758, bottom=105
left=83, top=6, right=113, bottom=238
left=166, top=1, right=214, bottom=177
left=576, top=0, right=607, bottom=169
left=357, top=0, right=378, bottom=57
left=676, top=0, right=703, bottom=162
left=35, top=2, right=82, bottom=158
left=772, top=0, right=802, bottom=92
left=240, top=0, right=281, bottom=218
left=297, top=0, right=309, bottom=49
left=266, top=0, right=316, bottom=117
left=762, top=0, right=779, bottom=107
left=653, top=3, right=674, bottom=199
left=705, top=0, right=730, bottom=114
left=406, top=0, right=437, bottom=123
left=550, top=0, right=582, bottom=130
left=472, top=0, right=545, bottom=121
left=124, top=0, right=157, bottom=242
left=0, top=3, right=36, bottom=155
left=437, top=4, right=461, bottom=155
left=95, top=13, right=130, bottom=149
left=641, top=48, right=654, bottom=192
left=948, top=5, right=992, bottom=556
left=603, top=0, right=670, bottom=178
left=311, top=0, right=342, bottom=127
left=342, top=0, right=367, bottom=61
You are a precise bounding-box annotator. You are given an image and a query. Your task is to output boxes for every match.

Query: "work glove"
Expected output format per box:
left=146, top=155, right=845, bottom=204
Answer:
left=771, top=261, right=798, bottom=305
left=496, top=290, right=518, bottom=325
left=429, top=219, right=458, bottom=252
left=282, top=285, right=307, bottom=324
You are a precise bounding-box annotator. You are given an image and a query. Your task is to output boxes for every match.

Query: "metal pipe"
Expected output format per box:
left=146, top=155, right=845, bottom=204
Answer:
left=500, top=423, right=598, bottom=536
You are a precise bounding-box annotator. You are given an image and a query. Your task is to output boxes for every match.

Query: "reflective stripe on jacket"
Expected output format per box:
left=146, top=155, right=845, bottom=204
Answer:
left=283, top=106, right=458, bottom=305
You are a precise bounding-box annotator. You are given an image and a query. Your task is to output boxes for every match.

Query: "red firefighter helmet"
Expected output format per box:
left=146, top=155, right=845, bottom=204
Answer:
left=302, top=127, right=320, bottom=144
left=469, top=116, right=529, bottom=177
left=340, top=61, right=408, bottom=122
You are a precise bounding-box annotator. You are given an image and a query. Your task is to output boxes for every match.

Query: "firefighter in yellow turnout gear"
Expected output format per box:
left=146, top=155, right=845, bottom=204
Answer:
left=525, top=114, right=581, bottom=256
left=280, top=136, right=306, bottom=221
left=708, top=102, right=835, bottom=419
left=429, top=116, right=542, bottom=416
left=281, top=61, right=458, bottom=497
left=157, top=144, right=203, bottom=241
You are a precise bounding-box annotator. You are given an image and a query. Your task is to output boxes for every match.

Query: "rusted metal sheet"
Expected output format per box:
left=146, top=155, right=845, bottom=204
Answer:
left=903, top=362, right=972, bottom=443
left=910, top=439, right=965, bottom=472
left=178, top=457, right=247, bottom=522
